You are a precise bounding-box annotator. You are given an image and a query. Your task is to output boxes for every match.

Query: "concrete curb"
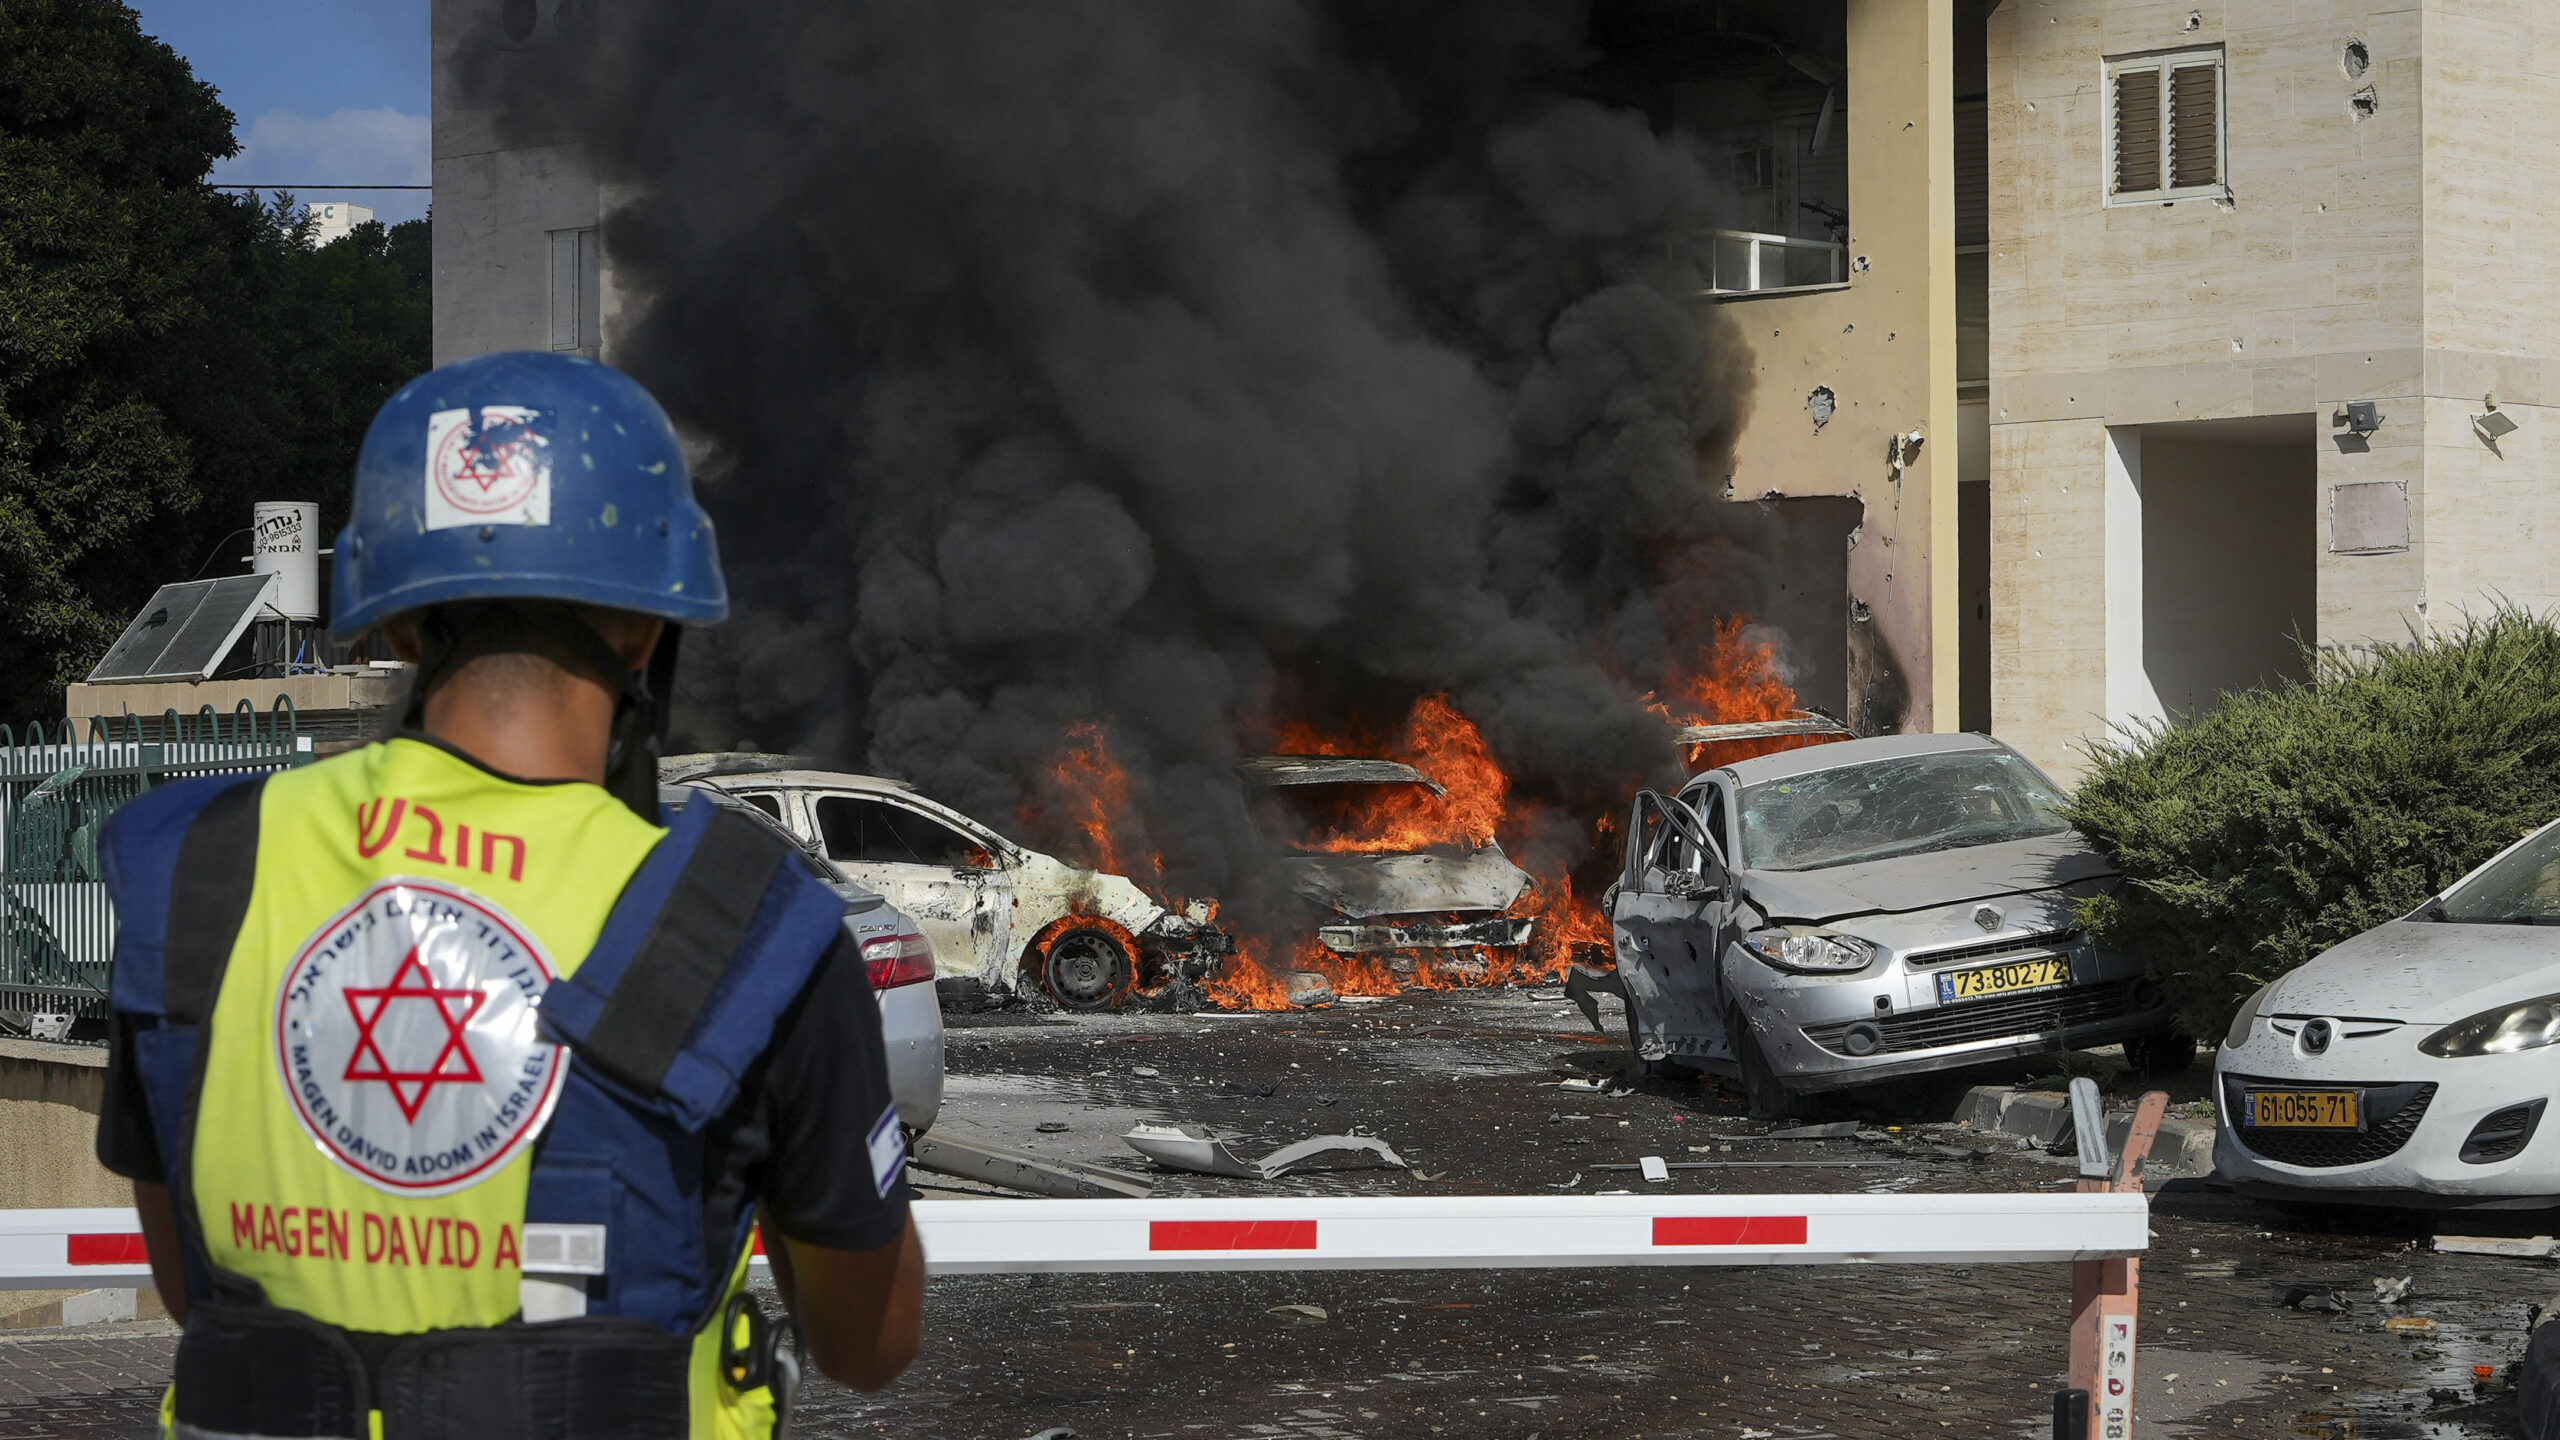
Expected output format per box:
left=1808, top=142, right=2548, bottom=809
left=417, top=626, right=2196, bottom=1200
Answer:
left=1955, top=1086, right=2217, bottom=1183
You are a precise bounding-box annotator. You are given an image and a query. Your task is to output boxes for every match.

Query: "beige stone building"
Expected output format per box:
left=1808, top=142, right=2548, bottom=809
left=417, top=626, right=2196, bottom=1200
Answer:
left=1987, top=0, right=2560, bottom=779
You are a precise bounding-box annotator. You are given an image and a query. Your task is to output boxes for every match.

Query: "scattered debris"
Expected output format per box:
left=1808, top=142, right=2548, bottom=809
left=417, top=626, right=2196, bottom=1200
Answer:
left=1639, top=1156, right=1670, bottom=1183
left=1131, top=1066, right=1161, bottom=1077
left=1121, top=1122, right=1407, bottom=1180
left=1546, top=1173, right=1583, bottom=1189
left=1035, top=1122, right=1069, bottom=1134
left=2435, top=1235, right=2559, bottom=1259
left=1594, top=1160, right=1892, bottom=1172
left=1769, top=1122, right=1861, bottom=1140
left=1282, top=971, right=1334, bottom=1007
left=1267, top=1304, right=1329, bottom=1326
left=2384, top=1317, right=2437, bottom=1336
left=2270, top=1284, right=2351, bottom=1314
left=1025, top=1428, right=1079, bottom=1440
left=2373, top=1276, right=2413, bottom=1304
left=910, top=1131, right=1153, bottom=1199
left=1220, top=1080, right=1278, bottom=1098
left=1562, top=964, right=1623, bottom=1034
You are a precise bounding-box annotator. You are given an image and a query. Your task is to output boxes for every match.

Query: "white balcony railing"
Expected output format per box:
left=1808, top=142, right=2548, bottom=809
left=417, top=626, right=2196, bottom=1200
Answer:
left=1683, top=229, right=1849, bottom=296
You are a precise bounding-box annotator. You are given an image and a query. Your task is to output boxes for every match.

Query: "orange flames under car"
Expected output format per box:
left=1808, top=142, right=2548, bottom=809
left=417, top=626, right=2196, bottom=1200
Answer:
left=1032, top=617, right=1803, bottom=1010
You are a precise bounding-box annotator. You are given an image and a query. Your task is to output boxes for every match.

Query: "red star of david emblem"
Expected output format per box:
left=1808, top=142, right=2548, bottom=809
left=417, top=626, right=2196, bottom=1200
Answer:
left=343, top=946, right=485, bottom=1123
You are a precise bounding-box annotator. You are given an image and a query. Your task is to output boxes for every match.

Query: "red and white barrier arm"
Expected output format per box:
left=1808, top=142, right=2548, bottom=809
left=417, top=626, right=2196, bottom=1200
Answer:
left=7, top=1192, right=2144, bottom=1289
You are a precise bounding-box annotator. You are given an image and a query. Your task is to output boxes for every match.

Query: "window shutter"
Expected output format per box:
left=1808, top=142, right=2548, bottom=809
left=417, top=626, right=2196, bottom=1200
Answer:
left=2113, top=69, right=2162, bottom=194
left=2167, top=64, right=2219, bottom=188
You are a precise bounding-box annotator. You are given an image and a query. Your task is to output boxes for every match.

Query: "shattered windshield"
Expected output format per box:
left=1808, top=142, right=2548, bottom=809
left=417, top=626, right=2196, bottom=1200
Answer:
left=2436, top=824, right=2560, bottom=923
left=1738, top=750, right=2073, bottom=871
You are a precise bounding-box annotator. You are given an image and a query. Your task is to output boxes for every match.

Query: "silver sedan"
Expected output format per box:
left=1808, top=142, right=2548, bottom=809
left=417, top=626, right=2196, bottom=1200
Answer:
left=1605, top=733, right=2177, bottom=1117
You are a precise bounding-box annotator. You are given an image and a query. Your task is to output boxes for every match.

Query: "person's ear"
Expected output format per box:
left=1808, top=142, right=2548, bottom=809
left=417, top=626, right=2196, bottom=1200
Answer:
left=613, top=616, right=666, bottom=671
left=383, top=616, right=422, bottom=664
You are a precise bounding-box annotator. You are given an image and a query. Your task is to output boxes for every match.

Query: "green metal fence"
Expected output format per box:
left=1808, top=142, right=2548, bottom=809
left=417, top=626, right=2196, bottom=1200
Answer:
left=1, top=700, right=314, bottom=1042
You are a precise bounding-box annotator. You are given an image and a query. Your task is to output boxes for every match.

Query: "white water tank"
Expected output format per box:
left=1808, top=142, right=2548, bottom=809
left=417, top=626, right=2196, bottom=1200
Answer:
left=252, top=501, right=322, bottom=622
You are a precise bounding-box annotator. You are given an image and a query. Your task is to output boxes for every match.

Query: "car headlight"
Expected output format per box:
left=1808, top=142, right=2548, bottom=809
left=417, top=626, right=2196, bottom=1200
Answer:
left=1743, top=926, right=1875, bottom=974
left=2224, top=982, right=2273, bottom=1051
left=2420, top=994, right=2560, bottom=1058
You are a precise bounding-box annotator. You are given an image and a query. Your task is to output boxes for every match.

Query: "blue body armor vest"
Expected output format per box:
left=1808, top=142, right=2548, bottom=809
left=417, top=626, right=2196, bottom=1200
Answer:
left=102, top=773, right=852, bottom=1440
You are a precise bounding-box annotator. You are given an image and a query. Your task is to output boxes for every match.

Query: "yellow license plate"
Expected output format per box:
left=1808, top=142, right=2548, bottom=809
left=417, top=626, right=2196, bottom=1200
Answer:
left=1934, top=956, right=2070, bottom=1004
left=2246, top=1090, right=2361, bottom=1129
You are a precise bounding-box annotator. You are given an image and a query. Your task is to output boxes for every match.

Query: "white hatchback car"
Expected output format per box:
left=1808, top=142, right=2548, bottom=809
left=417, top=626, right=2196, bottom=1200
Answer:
left=2217, top=816, right=2560, bottom=1208
left=667, top=756, right=1223, bottom=1009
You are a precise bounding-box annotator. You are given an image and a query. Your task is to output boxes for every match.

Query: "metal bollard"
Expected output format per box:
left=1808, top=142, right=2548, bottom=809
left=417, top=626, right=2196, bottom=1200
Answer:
left=2052, top=1387, right=2090, bottom=1440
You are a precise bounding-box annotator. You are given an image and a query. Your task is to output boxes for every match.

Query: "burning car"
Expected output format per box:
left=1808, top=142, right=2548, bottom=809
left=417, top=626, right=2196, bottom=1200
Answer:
left=666, top=755, right=1224, bottom=1009
left=1236, top=754, right=1537, bottom=976
left=1607, top=733, right=2180, bottom=1117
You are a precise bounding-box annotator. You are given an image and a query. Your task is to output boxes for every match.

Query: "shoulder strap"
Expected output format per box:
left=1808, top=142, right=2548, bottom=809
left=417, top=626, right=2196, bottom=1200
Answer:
left=165, top=779, right=267, bottom=1024
left=539, top=800, right=849, bottom=1132
left=100, top=774, right=268, bottom=1022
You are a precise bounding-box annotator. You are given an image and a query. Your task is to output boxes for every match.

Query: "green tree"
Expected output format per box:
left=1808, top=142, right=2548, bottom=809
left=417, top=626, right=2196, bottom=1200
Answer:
left=0, top=0, right=429, bottom=722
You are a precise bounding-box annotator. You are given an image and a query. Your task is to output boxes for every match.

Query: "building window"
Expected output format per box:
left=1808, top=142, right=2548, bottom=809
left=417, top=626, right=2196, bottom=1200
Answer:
left=549, top=227, right=600, bottom=352
left=2105, top=48, right=2224, bottom=203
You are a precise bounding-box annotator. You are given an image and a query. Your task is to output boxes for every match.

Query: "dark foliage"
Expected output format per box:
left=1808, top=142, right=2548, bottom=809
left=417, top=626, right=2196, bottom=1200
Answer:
left=0, top=0, right=429, bottom=721
left=2069, top=611, right=2560, bottom=1041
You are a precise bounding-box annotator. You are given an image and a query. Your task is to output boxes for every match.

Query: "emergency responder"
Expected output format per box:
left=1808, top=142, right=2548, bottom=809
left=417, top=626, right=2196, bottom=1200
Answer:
left=93, top=351, right=924, bottom=1439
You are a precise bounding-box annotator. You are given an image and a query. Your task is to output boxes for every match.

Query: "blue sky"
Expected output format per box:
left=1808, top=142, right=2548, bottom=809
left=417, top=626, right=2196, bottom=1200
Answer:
left=129, top=1, right=433, bottom=225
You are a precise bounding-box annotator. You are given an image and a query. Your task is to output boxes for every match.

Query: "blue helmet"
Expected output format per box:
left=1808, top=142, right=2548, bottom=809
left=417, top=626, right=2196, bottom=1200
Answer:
left=332, top=352, right=728, bottom=635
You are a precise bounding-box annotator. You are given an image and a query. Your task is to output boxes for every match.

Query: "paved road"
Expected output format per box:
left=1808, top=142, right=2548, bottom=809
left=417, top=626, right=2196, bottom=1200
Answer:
left=4, top=989, right=2541, bottom=1438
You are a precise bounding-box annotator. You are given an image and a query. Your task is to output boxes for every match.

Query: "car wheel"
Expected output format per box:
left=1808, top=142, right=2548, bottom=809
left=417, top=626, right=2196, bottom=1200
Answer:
left=1729, top=1006, right=1796, bottom=1121
left=2124, top=1025, right=2198, bottom=1074
left=1040, top=925, right=1134, bottom=1011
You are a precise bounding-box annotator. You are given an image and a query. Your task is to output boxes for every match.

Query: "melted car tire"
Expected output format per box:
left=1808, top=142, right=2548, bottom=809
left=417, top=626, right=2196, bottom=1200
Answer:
left=1729, top=1006, right=1796, bottom=1121
left=1041, top=925, right=1134, bottom=1011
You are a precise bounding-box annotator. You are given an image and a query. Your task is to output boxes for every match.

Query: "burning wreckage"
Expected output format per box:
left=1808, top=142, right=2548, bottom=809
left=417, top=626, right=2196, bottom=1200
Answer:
left=666, top=755, right=1227, bottom=1009
left=1236, top=754, right=1538, bottom=978
left=665, top=743, right=1556, bottom=1011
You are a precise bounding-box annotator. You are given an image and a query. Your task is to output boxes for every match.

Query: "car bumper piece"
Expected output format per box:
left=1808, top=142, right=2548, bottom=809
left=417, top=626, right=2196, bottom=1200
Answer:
left=1318, top=914, right=1535, bottom=954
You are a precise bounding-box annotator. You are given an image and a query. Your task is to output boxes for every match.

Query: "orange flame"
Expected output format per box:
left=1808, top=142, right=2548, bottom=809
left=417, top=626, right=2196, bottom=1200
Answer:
left=1663, top=617, right=1835, bottom=768
left=1272, top=694, right=1504, bottom=855
left=1027, top=719, right=1164, bottom=891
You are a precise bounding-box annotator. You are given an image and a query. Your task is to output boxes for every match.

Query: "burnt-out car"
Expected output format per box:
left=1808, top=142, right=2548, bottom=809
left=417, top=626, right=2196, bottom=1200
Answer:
left=1606, top=733, right=2182, bottom=1116
left=1237, top=755, right=1535, bottom=973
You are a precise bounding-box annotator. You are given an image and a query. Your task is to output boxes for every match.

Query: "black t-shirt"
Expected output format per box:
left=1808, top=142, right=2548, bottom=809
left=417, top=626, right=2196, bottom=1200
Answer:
left=98, top=926, right=910, bottom=1257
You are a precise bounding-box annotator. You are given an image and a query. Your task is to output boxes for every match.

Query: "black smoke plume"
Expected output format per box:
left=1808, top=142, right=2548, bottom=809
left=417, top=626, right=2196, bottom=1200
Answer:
left=467, top=1, right=1768, bottom=899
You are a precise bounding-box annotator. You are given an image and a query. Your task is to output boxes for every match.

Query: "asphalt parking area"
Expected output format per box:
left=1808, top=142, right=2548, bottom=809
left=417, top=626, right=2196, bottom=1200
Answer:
left=5, top=989, right=2546, bottom=1439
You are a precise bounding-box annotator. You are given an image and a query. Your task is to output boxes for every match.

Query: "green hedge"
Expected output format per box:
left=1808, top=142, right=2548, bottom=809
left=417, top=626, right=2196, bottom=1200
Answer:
left=2067, top=610, right=2560, bottom=1042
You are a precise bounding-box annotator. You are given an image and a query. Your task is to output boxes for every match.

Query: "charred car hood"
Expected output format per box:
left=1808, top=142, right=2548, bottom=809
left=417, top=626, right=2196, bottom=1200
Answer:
left=1740, top=830, right=2115, bottom=924
left=2267, top=919, right=2560, bottom=1025
left=1282, top=848, right=1532, bottom=918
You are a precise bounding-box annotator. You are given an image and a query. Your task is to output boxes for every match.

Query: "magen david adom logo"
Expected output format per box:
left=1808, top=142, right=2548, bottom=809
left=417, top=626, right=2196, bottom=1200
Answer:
left=274, top=879, right=567, bottom=1197
left=423, top=404, right=552, bottom=530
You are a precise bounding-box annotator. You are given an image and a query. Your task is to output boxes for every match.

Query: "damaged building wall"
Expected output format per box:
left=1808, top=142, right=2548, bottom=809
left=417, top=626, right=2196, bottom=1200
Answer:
left=1714, top=0, right=1960, bottom=737
left=1990, top=2, right=2424, bottom=781
left=1993, top=3, right=2560, bottom=782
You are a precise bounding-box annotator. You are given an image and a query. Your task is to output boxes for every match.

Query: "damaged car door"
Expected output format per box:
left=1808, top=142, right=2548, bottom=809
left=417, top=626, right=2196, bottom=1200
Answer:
left=810, top=792, right=1013, bottom=986
left=1610, top=790, right=1735, bottom=1074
